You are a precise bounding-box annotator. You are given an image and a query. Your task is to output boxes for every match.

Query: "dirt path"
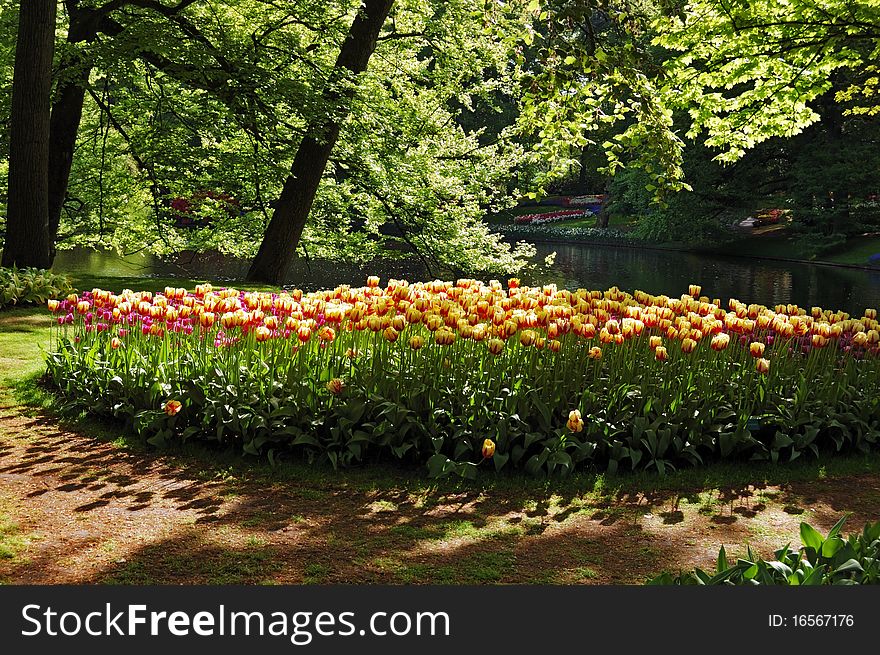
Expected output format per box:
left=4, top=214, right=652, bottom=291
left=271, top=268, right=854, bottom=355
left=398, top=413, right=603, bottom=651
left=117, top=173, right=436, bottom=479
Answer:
left=2, top=404, right=880, bottom=585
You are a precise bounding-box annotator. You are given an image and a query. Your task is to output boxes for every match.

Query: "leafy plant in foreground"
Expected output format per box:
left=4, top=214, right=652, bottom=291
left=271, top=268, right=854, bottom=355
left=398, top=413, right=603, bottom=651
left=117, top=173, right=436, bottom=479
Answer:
left=0, top=266, right=73, bottom=309
left=648, top=517, right=880, bottom=585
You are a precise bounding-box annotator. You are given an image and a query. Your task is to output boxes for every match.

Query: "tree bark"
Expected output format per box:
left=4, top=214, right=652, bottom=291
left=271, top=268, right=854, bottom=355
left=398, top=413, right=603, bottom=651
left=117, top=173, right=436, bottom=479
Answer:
left=48, top=59, right=92, bottom=253
left=3, top=0, right=57, bottom=269
left=595, top=178, right=612, bottom=228
left=246, top=0, right=395, bottom=284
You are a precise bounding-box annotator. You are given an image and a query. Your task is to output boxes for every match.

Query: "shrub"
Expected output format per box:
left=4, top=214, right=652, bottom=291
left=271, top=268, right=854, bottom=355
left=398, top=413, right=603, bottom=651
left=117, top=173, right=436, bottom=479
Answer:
left=648, top=517, right=880, bottom=585
left=0, top=266, right=73, bottom=309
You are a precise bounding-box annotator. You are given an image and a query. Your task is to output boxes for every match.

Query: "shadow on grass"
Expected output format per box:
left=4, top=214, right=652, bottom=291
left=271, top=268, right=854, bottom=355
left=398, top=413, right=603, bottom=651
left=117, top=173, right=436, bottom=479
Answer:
left=3, top=369, right=880, bottom=584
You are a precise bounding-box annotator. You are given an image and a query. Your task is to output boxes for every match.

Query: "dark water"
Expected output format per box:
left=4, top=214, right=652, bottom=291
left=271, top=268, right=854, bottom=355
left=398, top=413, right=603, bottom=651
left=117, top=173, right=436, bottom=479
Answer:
left=531, top=243, right=880, bottom=314
left=52, top=243, right=880, bottom=314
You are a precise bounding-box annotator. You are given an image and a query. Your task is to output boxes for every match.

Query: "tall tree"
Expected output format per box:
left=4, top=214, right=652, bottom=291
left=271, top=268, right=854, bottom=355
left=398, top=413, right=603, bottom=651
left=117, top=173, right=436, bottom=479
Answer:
left=3, top=0, right=56, bottom=268
left=246, top=0, right=396, bottom=284
left=47, top=0, right=200, bottom=254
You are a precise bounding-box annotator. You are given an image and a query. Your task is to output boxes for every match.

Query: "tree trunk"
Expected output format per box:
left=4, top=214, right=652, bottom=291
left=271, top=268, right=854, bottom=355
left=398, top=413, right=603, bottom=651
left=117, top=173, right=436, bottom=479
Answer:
left=48, top=60, right=92, bottom=254
left=246, top=0, right=395, bottom=284
left=2, top=0, right=57, bottom=269
left=595, top=178, right=612, bottom=228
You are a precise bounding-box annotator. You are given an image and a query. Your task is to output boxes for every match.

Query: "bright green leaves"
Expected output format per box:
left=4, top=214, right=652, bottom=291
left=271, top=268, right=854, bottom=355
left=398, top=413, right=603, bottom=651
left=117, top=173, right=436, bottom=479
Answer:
left=653, top=0, right=879, bottom=163
left=0, top=267, right=73, bottom=308
left=651, top=516, right=880, bottom=585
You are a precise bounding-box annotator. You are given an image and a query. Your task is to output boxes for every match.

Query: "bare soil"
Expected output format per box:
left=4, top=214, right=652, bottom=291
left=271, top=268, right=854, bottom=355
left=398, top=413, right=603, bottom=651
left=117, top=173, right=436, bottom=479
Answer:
left=2, top=407, right=879, bottom=585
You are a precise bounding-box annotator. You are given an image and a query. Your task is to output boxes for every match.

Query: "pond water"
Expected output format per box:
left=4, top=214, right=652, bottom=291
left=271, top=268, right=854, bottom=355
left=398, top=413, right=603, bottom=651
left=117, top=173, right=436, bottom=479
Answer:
left=52, top=242, right=880, bottom=315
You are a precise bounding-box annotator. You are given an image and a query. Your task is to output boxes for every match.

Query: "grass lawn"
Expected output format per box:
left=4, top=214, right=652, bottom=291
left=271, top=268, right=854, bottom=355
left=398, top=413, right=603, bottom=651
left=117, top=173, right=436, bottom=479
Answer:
left=708, top=228, right=880, bottom=267
left=821, top=235, right=880, bottom=266
left=1, top=275, right=880, bottom=584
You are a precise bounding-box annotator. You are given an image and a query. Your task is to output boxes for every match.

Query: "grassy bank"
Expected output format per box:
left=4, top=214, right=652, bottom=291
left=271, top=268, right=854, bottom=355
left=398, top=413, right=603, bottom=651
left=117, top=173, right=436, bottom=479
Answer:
left=1, top=277, right=880, bottom=584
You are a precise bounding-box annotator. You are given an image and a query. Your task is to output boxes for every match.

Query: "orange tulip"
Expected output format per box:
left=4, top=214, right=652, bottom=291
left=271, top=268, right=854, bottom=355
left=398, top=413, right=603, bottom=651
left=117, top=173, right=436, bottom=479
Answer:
left=163, top=400, right=182, bottom=416
left=435, top=329, right=456, bottom=346
left=255, top=326, right=272, bottom=342
left=710, top=333, right=730, bottom=351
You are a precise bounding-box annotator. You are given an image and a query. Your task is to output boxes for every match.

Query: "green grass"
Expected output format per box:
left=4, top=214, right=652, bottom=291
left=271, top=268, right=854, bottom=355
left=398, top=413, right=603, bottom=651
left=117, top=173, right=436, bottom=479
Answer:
left=822, top=235, right=880, bottom=266
left=5, top=276, right=880, bottom=586
left=488, top=201, right=635, bottom=229
left=0, top=510, right=30, bottom=561
left=707, top=229, right=880, bottom=267
left=104, top=546, right=282, bottom=585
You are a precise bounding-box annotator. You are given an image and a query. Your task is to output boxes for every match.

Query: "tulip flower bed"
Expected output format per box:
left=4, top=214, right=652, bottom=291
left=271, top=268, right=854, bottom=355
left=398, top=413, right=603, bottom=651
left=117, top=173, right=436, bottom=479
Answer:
left=44, top=278, right=880, bottom=478
left=514, top=209, right=591, bottom=224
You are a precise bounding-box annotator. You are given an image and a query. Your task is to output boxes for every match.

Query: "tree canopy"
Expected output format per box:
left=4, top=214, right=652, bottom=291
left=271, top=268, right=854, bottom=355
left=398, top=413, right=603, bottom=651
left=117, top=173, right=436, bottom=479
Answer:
left=1, top=0, right=878, bottom=276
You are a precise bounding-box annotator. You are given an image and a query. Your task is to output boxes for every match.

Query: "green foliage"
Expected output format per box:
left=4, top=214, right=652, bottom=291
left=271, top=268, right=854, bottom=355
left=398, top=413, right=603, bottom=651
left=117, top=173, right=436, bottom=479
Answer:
left=655, top=0, right=880, bottom=163
left=0, top=267, right=73, bottom=309
left=22, top=0, right=536, bottom=277
left=513, top=0, right=691, bottom=200
left=649, top=517, right=880, bottom=585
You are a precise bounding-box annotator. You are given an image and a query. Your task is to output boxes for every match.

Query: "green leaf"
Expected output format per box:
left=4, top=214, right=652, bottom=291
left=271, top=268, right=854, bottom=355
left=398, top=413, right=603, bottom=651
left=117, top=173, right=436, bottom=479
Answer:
left=716, top=545, right=728, bottom=573
left=800, top=522, right=824, bottom=551
left=832, top=559, right=863, bottom=576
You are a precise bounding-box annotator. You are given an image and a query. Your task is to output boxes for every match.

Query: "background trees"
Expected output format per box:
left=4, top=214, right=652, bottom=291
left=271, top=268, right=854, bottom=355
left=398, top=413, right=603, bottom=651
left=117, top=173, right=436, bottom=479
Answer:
left=1, top=0, right=878, bottom=276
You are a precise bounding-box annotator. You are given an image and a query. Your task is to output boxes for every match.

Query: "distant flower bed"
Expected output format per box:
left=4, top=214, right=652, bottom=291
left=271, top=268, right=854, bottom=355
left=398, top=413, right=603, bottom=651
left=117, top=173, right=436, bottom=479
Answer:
left=45, top=278, right=880, bottom=478
left=568, top=194, right=605, bottom=208
left=514, top=209, right=592, bottom=225
left=493, top=224, right=636, bottom=243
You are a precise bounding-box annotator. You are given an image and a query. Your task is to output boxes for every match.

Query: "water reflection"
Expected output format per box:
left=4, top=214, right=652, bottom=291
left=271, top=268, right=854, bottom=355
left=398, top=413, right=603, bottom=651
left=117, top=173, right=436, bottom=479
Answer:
left=52, top=244, right=880, bottom=314
left=530, top=243, right=880, bottom=314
